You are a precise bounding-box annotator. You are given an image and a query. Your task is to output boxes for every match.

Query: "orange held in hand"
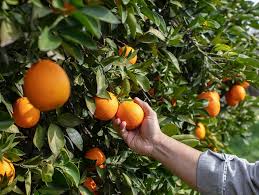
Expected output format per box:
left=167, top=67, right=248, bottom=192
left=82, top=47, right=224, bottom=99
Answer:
left=13, top=97, right=40, bottom=128
left=84, top=177, right=97, bottom=192
left=195, top=122, right=206, bottom=140
left=198, top=91, right=220, bottom=117
left=119, top=45, right=137, bottom=65
left=24, top=59, right=70, bottom=112
left=94, top=92, right=118, bottom=121
left=116, top=101, right=144, bottom=130
left=225, top=85, right=246, bottom=107
left=84, top=147, right=106, bottom=168
left=0, top=157, right=15, bottom=185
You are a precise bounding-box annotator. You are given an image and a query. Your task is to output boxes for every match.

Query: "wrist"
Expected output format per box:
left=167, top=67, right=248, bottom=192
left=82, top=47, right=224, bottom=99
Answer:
left=151, top=132, right=168, bottom=159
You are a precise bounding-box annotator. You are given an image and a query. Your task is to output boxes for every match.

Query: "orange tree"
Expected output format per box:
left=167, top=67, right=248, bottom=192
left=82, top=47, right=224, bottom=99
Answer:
left=0, top=0, right=259, bottom=194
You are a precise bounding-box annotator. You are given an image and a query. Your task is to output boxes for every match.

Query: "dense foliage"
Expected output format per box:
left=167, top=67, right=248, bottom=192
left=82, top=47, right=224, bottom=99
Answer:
left=0, top=0, right=259, bottom=194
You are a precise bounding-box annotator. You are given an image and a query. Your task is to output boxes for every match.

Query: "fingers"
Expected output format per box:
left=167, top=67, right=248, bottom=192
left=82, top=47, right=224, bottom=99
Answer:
left=134, top=97, right=155, bottom=116
left=112, top=118, right=129, bottom=142
left=112, top=118, right=121, bottom=129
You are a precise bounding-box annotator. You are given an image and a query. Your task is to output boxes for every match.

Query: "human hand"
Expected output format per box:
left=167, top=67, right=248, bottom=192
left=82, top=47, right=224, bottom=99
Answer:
left=113, top=97, right=162, bottom=157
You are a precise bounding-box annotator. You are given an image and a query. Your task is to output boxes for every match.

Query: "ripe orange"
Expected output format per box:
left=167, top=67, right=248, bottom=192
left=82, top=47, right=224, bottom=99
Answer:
left=94, top=92, right=118, bottom=121
left=84, top=147, right=106, bottom=167
left=195, top=122, right=206, bottom=140
left=13, top=97, right=40, bottom=128
left=116, top=101, right=144, bottom=130
left=240, top=81, right=250, bottom=89
left=198, top=91, right=220, bottom=117
left=24, top=59, right=70, bottom=112
left=119, top=46, right=137, bottom=65
left=171, top=98, right=177, bottom=107
left=84, top=177, right=97, bottom=192
left=225, top=85, right=246, bottom=106
left=0, top=157, right=15, bottom=185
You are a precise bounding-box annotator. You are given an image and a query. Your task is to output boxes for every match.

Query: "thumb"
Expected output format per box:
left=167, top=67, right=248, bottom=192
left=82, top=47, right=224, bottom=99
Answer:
left=134, top=97, right=155, bottom=117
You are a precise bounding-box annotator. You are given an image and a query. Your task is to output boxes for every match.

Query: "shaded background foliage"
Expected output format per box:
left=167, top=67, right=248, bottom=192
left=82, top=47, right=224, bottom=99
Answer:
left=0, top=0, right=259, bottom=194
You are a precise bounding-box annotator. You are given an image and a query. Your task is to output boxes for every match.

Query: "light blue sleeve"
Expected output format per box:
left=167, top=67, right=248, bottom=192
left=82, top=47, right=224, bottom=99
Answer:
left=197, top=150, right=259, bottom=195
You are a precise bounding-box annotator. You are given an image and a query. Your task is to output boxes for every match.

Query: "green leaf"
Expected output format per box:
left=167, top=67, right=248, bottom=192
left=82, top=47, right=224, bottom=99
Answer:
left=25, top=171, right=31, bottom=195
left=57, top=113, right=83, bottom=128
left=236, top=55, right=259, bottom=67
left=96, top=166, right=105, bottom=180
left=72, top=11, right=101, bottom=38
left=42, top=163, right=54, bottom=183
left=0, top=111, right=13, bottom=131
left=96, top=68, right=109, bottom=98
left=122, top=0, right=130, bottom=5
left=85, top=97, right=96, bottom=115
left=168, top=34, right=183, bottom=46
left=61, top=30, right=97, bottom=49
left=81, top=6, right=120, bottom=24
left=0, top=18, right=21, bottom=47
left=127, top=12, right=137, bottom=38
left=135, top=74, right=150, bottom=92
left=161, top=48, right=181, bottom=72
left=47, top=124, right=65, bottom=155
left=119, top=79, right=131, bottom=97
left=148, top=28, right=165, bottom=41
left=38, top=27, right=62, bottom=51
left=66, top=128, right=83, bottom=151
left=33, top=125, right=46, bottom=150
left=59, top=162, right=80, bottom=187
left=161, top=124, right=179, bottom=136
left=62, top=42, right=84, bottom=63
left=122, top=173, right=132, bottom=187
left=3, top=124, right=19, bottom=134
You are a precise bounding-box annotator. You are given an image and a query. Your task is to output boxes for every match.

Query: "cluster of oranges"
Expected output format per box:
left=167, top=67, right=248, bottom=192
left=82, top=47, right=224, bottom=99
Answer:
left=194, top=81, right=248, bottom=141
left=83, top=147, right=106, bottom=193
left=9, top=45, right=140, bottom=189
left=13, top=59, right=70, bottom=128
left=94, top=92, right=144, bottom=130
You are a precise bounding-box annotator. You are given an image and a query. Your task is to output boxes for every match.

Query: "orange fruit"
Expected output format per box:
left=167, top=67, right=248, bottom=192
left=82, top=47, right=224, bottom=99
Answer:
left=13, top=97, right=40, bottom=128
left=225, top=85, right=246, bottom=106
left=63, top=2, right=76, bottom=13
left=116, top=101, right=144, bottom=130
left=0, top=157, right=15, bottom=185
left=225, top=92, right=239, bottom=106
left=24, top=59, right=70, bottom=111
left=195, top=122, right=206, bottom=140
left=240, top=81, right=250, bottom=89
left=198, top=91, right=220, bottom=117
left=118, top=46, right=137, bottom=64
left=84, top=147, right=106, bottom=167
left=83, top=177, right=97, bottom=192
left=171, top=98, right=177, bottom=107
left=94, top=92, right=118, bottom=121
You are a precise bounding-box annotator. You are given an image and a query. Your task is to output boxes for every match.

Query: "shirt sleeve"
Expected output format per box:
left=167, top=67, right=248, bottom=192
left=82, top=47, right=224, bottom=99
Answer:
left=197, top=150, right=259, bottom=195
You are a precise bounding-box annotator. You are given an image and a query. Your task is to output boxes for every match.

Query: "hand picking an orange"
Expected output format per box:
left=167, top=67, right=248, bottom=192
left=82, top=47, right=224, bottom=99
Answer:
left=13, top=97, right=40, bottom=128
left=116, top=100, right=144, bottom=130
left=24, top=59, right=70, bottom=112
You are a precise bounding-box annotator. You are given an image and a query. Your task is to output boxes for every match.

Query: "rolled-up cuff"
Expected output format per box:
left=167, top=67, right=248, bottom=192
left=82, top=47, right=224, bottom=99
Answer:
left=197, top=150, right=225, bottom=195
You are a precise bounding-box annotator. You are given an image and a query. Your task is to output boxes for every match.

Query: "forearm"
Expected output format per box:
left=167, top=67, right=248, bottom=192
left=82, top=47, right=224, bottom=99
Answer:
left=152, top=133, right=202, bottom=188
